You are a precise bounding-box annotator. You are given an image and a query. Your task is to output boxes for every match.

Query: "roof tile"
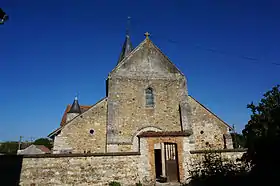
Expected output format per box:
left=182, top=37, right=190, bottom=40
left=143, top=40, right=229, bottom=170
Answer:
left=60, top=105, right=92, bottom=127
left=35, top=145, right=51, bottom=153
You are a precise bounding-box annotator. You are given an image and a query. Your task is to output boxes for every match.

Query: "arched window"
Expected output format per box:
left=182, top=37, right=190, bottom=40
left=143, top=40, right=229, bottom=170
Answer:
left=145, top=87, right=154, bottom=107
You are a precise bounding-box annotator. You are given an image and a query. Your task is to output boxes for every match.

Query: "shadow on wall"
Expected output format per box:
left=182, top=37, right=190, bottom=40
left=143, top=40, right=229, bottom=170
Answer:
left=187, top=139, right=280, bottom=186
left=0, top=155, right=23, bottom=185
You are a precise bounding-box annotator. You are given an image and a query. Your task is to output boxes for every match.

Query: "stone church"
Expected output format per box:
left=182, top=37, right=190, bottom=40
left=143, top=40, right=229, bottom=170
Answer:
left=48, top=31, right=233, bottom=183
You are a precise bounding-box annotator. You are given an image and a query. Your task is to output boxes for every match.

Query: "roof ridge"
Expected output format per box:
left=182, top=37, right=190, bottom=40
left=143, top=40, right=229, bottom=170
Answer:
left=108, top=36, right=185, bottom=77
left=108, top=38, right=147, bottom=77
left=149, top=39, right=185, bottom=76
left=60, top=104, right=94, bottom=127
left=48, top=97, right=107, bottom=138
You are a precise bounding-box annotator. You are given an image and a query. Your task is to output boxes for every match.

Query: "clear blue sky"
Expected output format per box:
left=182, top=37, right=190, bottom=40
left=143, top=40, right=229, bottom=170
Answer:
left=1, top=0, right=279, bottom=141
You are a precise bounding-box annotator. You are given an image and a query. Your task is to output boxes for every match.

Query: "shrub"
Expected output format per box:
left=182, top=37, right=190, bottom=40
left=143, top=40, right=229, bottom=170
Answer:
left=109, top=181, right=121, bottom=186
left=188, top=153, right=250, bottom=186
left=135, top=181, right=142, bottom=186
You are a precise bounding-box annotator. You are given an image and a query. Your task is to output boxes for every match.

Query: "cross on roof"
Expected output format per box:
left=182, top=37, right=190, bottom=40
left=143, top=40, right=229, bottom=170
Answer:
left=144, top=32, right=150, bottom=39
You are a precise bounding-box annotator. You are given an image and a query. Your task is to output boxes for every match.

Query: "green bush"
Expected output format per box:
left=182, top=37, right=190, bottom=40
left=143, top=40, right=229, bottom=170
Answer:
left=188, top=153, right=250, bottom=186
left=135, top=181, right=142, bottom=186
left=109, top=181, right=121, bottom=186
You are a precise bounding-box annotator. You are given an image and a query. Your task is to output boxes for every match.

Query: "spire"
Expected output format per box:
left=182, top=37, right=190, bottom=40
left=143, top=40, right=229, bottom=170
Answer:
left=117, top=17, right=133, bottom=64
left=126, top=16, right=131, bottom=36
left=68, top=96, right=81, bottom=114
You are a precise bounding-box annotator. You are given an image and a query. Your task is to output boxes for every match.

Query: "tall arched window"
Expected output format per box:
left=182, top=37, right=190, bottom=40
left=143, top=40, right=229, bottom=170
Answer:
left=145, top=87, right=154, bottom=107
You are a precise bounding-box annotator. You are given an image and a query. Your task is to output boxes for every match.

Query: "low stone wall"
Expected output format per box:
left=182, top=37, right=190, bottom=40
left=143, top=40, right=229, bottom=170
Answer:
left=189, top=148, right=247, bottom=162
left=19, top=152, right=141, bottom=186
left=180, top=149, right=248, bottom=183
left=1, top=149, right=248, bottom=185
left=187, top=149, right=247, bottom=174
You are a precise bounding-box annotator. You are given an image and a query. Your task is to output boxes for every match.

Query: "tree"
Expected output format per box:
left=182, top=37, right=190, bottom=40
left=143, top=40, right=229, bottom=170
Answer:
left=0, top=141, right=19, bottom=154
left=242, top=85, right=280, bottom=172
left=33, top=138, right=53, bottom=150
left=0, top=8, right=8, bottom=24
left=231, top=133, right=246, bottom=148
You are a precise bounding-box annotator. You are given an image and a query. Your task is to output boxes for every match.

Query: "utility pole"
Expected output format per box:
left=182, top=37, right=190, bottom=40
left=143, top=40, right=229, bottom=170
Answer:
left=18, top=136, right=23, bottom=150
left=232, top=124, right=238, bottom=148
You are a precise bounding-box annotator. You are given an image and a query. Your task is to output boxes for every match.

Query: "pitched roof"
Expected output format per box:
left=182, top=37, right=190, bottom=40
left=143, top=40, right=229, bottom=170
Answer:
left=17, top=145, right=51, bottom=155
left=117, top=34, right=133, bottom=64
left=60, top=105, right=92, bottom=127
left=49, top=97, right=107, bottom=138
left=68, top=97, right=82, bottom=113
left=109, top=35, right=184, bottom=77
left=34, top=145, right=51, bottom=153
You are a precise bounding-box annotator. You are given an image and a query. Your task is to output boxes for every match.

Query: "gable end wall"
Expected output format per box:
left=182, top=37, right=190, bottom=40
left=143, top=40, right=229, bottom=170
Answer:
left=53, top=99, right=107, bottom=153
left=188, top=96, right=231, bottom=149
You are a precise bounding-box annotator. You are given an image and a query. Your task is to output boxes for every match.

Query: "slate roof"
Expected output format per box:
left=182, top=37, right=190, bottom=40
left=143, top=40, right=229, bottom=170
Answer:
left=68, top=97, right=81, bottom=113
left=48, top=97, right=107, bottom=138
left=60, top=105, right=92, bottom=127
left=117, top=34, right=133, bottom=64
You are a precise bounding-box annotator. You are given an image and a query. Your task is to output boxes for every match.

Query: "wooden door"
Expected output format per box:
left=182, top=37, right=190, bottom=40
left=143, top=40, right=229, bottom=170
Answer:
left=164, top=143, right=179, bottom=182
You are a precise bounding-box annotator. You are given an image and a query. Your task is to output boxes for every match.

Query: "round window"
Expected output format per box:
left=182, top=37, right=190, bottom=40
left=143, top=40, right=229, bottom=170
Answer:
left=89, top=129, right=95, bottom=135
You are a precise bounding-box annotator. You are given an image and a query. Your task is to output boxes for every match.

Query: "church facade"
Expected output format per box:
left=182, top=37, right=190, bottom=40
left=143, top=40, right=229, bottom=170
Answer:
left=48, top=32, right=233, bottom=183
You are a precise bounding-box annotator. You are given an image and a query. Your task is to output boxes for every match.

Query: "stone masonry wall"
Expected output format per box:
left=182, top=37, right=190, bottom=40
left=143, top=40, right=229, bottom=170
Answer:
left=20, top=153, right=141, bottom=186
left=106, top=38, right=187, bottom=145
left=9, top=149, right=246, bottom=186
left=188, top=96, right=231, bottom=150
left=189, top=150, right=246, bottom=164
left=138, top=136, right=245, bottom=184
left=107, top=77, right=185, bottom=145
left=53, top=98, right=107, bottom=153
